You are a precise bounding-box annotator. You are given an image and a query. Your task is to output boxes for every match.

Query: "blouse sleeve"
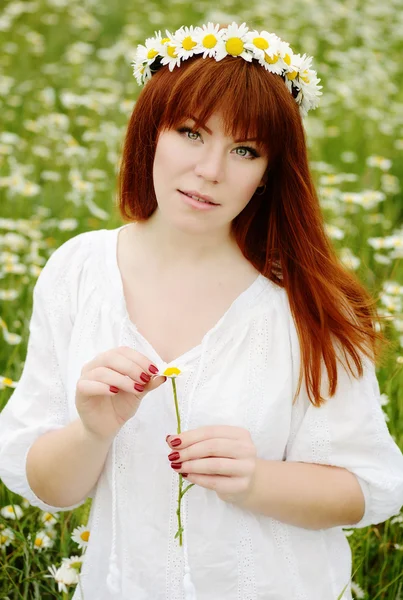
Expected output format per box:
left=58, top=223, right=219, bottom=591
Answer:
left=0, top=231, right=92, bottom=513
left=284, top=297, right=403, bottom=529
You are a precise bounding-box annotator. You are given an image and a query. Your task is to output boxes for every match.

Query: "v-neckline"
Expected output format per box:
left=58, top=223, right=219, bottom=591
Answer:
left=107, top=224, right=265, bottom=367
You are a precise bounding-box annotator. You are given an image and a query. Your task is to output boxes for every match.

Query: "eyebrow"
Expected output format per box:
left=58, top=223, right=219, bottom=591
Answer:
left=187, top=115, right=258, bottom=143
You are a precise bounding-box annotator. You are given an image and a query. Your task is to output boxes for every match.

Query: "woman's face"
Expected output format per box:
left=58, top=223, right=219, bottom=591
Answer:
left=152, top=111, right=269, bottom=234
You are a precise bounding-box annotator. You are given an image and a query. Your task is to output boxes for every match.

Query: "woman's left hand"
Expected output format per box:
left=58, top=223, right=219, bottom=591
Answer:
left=166, top=425, right=258, bottom=504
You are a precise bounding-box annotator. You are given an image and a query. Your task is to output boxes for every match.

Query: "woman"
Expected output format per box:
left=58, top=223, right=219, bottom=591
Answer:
left=1, top=22, right=403, bottom=600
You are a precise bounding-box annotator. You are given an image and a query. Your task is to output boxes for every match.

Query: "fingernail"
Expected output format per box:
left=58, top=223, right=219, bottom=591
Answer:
left=166, top=435, right=173, bottom=443
left=171, top=462, right=182, bottom=470
left=171, top=438, right=182, bottom=447
left=110, top=385, right=119, bottom=393
left=140, top=372, right=151, bottom=383
left=168, top=451, right=180, bottom=461
left=149, top=364, right=159, bottom=374
left=134, top=383, right=145, bottom=392
left=182, top=473, right=188, bottom=478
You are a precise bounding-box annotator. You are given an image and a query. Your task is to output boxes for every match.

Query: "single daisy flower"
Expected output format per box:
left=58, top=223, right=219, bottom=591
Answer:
left=41, top=511, right=58, bottom=528
left=217, top=22, right=253, bottom=62
left=173, top=25, right=201, bottom=60
left=0, top=504, right=23, bottom=520
left=30, top=530, right=54, bottom=551
left=46, top=563, right=79, bottom=593
left=0, top=527, right=15, bottom=549
left=244, top=29, right=280, bottom=62
left=62, top=555, right=84, bottom=572
left=71, top=524, right=90, bottom=549
left=159, top=29, right=181, bottom=72
left=193, top=22, right=225, bottom=59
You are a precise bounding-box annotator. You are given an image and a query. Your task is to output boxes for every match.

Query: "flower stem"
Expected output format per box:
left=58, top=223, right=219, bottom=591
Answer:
left=172, top=378, right=181, bottom=434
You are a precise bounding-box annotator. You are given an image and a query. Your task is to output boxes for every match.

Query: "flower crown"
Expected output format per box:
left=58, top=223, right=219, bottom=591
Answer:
left=131, top=22, right=322, bottom=117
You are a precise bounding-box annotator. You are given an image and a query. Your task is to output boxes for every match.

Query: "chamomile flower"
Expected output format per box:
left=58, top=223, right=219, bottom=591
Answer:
left=62, top=555, right=84, bottom=571
left=217, top=22, right=252, bottom=62
left=193, top=22, right=225, bottom=59
left=0, top=504, right=23, bottom=519
left=163, top=366, right=182, bottom=378
left=30, top=530, right=54, bottom=551
left=132, top=31, right=164, bottom=84
left=71, top=524, right=90, bottom=549
left=172, top=25, right=201, bottom=60
left=244, top=30, right=280, bottom=62
left=0, top=527, right=15, bottom=549
left=46, top=563, right=79, bottom=593
left=159, top=29, right=181, bottom=71
left=41, top=511, right=59, bottom=528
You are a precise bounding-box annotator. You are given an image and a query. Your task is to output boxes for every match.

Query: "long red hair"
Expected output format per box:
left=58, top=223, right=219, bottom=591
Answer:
left=117, top=54, right=390, bottom=407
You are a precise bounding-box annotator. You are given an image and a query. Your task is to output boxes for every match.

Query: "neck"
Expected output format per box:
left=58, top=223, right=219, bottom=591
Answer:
left=132, top=211, right=241, bottom=271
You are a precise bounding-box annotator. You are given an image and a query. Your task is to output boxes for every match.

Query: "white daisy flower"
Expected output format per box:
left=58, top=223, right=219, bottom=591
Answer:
left=0, top=527, right=15, bottom=549
left=276, top=39, right=294, bottom=72
left=193, top=22, right=225, bottom=59
left=159, top=28, right=181, bottom=72
left=41, top=512, right=59, bottom=528
left=62, top=555, right=84, bottom=571
left=217, top=22, right=253, bottom=62
left=46, top=563, right=79, bottom=593
left=172, top=25, right=202, bottom=61
left=71, top=524, right=90, bottom=549
left=30, top=530, right=54, bottom=551
left=244, top=29, right=280, bottom=62
left=0, top=504, right=23, bottom=520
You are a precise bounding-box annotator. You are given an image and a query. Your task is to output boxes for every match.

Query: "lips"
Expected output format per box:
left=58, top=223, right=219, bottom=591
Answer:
left=179, top=190, right=219, bottom=205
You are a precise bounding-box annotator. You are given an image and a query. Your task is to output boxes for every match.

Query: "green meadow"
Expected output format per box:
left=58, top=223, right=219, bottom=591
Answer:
left=0, top=0, right=402, bottom=597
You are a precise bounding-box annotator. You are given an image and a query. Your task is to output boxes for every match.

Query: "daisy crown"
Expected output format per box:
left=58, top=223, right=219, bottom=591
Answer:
left=131, top=22, right=322, bottom=118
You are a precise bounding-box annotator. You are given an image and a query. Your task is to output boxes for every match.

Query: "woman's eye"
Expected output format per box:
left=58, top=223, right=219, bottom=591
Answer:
left=178, top=126, right=200, bottom=141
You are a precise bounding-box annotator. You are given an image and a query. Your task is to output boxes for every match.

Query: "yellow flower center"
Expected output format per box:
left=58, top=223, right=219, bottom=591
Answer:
left=253, top=37, right=269, bottom=50
left=167, top=45, right=178, bottom=58
left=163, top=367, right=182, bottom=377
left=182, top=36, right=197, bottom=51
left=34, top=538, right=43, bottom=547
left=286, top=70, right=298, bottom=80
left=1, top=535, right=8, bottom=544
left=80, top=531, right=90, bottom=542
left=44, top=513, right=52, bottom=521
left=264, top=53, right=279, bottom=64
left=3, top=377, right=13, bottom=386
left=283, top=53, right=291, bottom=66
left=300, top=70, right=310, bottom=83
left=161, top=37, right=170, bottom=44
left=70, top=561, right=82, bottom=570
left=203, top=34, right=217, bottom=49
left=147, top=49, right=158, bottom=60
left=226, top=37, right=244, bottom=56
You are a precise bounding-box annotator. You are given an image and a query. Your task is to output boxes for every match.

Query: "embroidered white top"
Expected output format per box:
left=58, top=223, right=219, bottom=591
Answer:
left=1, top=224, right=403, bottom=600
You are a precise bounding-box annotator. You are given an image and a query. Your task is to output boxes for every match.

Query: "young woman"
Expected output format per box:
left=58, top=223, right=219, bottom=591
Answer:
left=1, top=22, right=403, bottom=600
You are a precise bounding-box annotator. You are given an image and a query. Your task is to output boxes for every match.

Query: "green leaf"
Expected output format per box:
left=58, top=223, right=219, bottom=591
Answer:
left=174, top=527, right=184, bottom=539
left=180, top=483, right=195, bottom=499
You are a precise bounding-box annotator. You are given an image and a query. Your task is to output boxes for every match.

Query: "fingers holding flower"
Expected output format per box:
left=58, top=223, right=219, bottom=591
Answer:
left=166, top=425, right=258, bottom=504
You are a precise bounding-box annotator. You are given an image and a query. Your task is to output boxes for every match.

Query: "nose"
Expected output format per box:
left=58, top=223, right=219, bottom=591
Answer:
left=193, top=144, right=225, bottom=183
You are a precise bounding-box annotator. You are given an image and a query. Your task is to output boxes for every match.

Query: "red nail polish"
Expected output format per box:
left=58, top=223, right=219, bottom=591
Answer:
left=171, top=438, right=181, bottom=447
left=149, top=364, right=159, bottom=374
left=168, top=451, right=180, bottom=461
left=182, top=473, right=188, bottom=478
left=140, top=372, right=151, bottom=383
left=110, top=386, right=119, bottom=393
left=171, top=462, right=182, bottom=469
left=134, top=383, right=145, bottom=392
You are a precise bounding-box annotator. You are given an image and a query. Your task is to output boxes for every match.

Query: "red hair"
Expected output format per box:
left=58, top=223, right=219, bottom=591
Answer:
left=117, top=54, right=391, bottom=407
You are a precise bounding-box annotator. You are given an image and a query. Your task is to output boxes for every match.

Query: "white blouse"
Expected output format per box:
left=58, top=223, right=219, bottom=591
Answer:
left=1, top=224, right=403, bottom=600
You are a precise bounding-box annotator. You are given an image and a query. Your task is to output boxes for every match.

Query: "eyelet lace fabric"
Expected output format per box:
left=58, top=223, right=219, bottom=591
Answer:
left=0, top=225, right=403, bottom=600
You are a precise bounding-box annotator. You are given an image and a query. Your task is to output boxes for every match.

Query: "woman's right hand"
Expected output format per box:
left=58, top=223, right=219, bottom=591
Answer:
left=75, top=346, right=166, bottom=441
